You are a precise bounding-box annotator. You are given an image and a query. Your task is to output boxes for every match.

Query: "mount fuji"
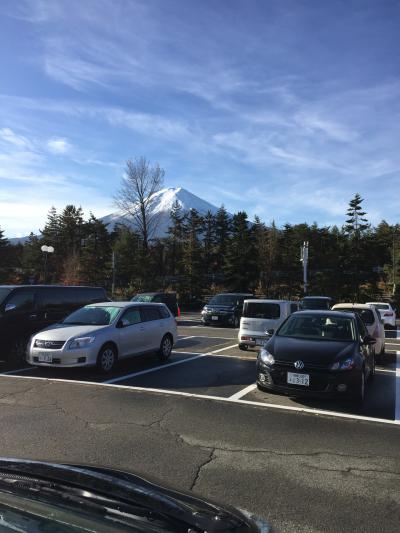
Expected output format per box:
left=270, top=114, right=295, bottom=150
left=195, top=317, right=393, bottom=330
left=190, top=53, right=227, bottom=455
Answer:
left=100, top=187, right=221, bottom=238
left=9, top=188, right=222, bottom=244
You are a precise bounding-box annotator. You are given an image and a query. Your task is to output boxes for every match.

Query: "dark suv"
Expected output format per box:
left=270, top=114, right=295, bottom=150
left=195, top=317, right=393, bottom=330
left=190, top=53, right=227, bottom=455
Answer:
left=131, top=292, right=179, bottom=316
left=201, top=293, right=253, bottom=328
left=0, top=285, right=107, bottom=364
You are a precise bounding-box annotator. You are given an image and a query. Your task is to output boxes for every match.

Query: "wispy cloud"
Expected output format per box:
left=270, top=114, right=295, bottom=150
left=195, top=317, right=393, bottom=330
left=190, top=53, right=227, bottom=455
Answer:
left=46, top=137, right=71, bottom=154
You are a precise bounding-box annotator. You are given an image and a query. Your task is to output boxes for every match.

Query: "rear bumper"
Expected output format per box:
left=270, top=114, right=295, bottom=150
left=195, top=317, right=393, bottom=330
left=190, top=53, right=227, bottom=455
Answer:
left=256, top=361, right=360, bottom=398
left=202, top=313, right=235, bottom=326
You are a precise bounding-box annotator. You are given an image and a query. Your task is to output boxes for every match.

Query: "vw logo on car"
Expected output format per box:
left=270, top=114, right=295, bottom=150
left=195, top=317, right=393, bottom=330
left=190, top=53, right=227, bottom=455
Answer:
left=294, top=360, right=305, bottom=370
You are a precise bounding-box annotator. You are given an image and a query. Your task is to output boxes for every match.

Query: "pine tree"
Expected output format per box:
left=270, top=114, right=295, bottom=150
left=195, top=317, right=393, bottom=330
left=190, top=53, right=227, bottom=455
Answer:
left=166, top=200, right=185, bottom=277
left=80, top=215, right=112, bottom=286
left=225, top=212, right=255, bottom=292
left=0, top=227, right=10, bottom=282
left=202, top=210, right=216, bottom=279
left=40, top=207, right=60, bottom=248
left=214, top=206, right=231, bottom=274
left=181, top=209, right=204, bottom=298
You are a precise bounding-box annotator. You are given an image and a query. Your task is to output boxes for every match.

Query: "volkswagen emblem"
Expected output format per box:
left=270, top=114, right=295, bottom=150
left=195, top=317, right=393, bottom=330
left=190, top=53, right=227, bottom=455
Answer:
left=294, top=360, right=305, bottom=370
left=45, top=341, right=52, bottom=348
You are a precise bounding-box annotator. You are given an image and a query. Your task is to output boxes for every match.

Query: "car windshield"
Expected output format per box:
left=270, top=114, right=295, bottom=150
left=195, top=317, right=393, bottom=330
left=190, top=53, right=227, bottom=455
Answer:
left=131, top=294, right=154, bottom=302
left=299, top=298, right=331, bottom=310
left=277, top=314, right=356, bottom=341
left=62, top=306, right=121, bottom=326
left=338, top=308, right=375, bottom=325
left=0, top=289, right=11, bottom=305
left=208, top=295, right=239, bottom=306
left=373, top=304, right=390, bottom=310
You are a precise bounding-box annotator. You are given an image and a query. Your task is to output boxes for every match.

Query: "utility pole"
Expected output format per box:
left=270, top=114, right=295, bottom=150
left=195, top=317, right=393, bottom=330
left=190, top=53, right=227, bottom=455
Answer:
left=111, top=250, right=116, bottom=299
left=41, top=245, right=54, bottom=283
left=300, top=241, right=309, bottom=295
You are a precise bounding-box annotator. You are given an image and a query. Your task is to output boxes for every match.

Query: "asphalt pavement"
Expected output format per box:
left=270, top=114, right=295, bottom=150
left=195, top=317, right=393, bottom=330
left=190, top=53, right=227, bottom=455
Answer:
left=0, top=313, right=399, bottom=532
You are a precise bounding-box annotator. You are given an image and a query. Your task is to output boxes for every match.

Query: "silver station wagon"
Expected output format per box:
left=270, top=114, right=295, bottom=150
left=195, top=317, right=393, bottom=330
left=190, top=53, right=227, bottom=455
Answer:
left=27, top=302, right=177, bottom=373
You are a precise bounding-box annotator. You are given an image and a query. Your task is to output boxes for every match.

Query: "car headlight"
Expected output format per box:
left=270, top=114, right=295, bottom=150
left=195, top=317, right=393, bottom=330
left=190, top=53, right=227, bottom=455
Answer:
left=331, top=357, right=355, bottom=371
left=260, top=348, right=275, bottom=365
left=68, top=336, right=95, bottom=349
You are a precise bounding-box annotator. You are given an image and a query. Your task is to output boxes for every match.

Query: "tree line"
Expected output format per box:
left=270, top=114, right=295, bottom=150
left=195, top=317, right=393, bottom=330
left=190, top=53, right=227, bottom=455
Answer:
left=0, top=157, right=399, bottom=306
left=0, top=195, right=399, bottom=306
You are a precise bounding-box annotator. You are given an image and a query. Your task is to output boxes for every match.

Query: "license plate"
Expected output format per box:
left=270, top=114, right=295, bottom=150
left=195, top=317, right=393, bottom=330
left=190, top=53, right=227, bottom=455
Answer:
left=38, top=353, right=53, bottom=363
left=255, top=338, right=265, bottom=346
left=287, top=372, right=309, bottom=386
left=212, top=316, right=218, bottom=321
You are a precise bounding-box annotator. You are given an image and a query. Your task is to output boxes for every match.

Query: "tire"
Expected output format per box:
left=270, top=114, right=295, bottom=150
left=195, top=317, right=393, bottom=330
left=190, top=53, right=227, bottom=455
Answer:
left=10, top=338, right=29, bottom=366
left=233, top=316, right=240, bottom=328
left=239, top=344, right=248, bottom=351
left=96, top=344, right=117, bottom=373
left=158, top=334, right=173, bottom=361
left=352, top=369, right=365, bottom=405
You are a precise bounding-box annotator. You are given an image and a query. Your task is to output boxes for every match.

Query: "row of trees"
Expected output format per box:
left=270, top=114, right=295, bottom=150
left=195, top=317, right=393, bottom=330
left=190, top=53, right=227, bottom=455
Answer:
left=0, top=157, right=399, bottom=305
left=0, top=196, right=399, bottom=305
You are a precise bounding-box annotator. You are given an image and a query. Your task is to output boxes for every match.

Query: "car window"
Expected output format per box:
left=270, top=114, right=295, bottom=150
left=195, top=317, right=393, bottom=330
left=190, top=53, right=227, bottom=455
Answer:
left=63, top=306, right=120, bottom=325
left=290, top=303, right=298, bottom=313
left=141, top=306, right=162, bottom=321
left=337, top=308, right=375, bottom=326
left=355, top=315, right=368, bottom=337
left=243, top=302, right=280, bottom=319
left=6, top=289, right=35, bottom=311
left=277, top=314, right=356, bottom=341
left=373, top=303, right=389, bottom=310
left=159, top=306, right=171, bottom=319
left=121, top=308, right=142, bottom=325
left=0, top=288, right=11, bottom=305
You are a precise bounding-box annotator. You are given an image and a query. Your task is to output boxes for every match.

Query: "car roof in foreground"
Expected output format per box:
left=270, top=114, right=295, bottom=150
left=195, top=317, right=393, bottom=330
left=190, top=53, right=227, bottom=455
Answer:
left=88, top=301, right=167, bottom=308
left=244, top=298, right=294, bottom=303
left=292, top=309, right=356, bottom=319
left=301, top=295, right=332, bottom=300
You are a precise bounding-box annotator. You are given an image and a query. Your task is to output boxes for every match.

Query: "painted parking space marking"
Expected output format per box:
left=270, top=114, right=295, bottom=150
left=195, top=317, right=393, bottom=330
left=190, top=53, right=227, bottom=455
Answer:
left=0, top=374, right=398, bottom=426
left=229, top=383, right=257, bottom=400
left=1, top=367, right=34, bottom=375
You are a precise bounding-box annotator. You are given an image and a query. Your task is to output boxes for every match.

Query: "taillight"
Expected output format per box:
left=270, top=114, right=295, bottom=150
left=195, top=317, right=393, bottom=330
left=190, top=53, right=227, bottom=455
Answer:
left=384, top=312, right=393, bottom=317
left=177, top=306, right=181, bottom=317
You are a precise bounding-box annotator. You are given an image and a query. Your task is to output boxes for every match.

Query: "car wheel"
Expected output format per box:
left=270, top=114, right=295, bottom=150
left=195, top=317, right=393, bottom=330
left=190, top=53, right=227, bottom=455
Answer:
left=96, top=344, right=117, bottom=373
left=352, top=369, right=365, bottom=405
left=239, top=344, right=248, bottom=351
left=10, top=338, right=28, bottom=366
left=233, top=316, right=240, bottom=328
left=158, top=334, right=173, bottom=361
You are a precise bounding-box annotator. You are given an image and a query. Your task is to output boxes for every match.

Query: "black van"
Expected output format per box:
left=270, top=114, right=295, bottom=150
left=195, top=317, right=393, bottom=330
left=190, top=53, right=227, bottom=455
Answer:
left=0, top=285, right=107, bottom=364
left=131, top=292, right=179, bottom=317
left=299, top=296, right=332, bottom=310
left=201, top=293, right=253, bottom=328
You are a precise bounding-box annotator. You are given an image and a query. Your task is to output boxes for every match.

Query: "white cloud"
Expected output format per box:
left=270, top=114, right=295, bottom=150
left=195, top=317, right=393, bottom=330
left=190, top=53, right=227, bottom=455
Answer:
left=0, top=127, right=32, bottom=148
left=46, top=138, right=71, bottom=154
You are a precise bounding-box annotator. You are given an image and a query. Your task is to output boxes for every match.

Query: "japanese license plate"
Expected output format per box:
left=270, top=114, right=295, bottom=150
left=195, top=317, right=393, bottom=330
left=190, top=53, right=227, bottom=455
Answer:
left=212, top=316, right=218, bottom=321
left=287, top=372, right=309, bottom=386
left=255, top=338, right=265, bottom=346
left=38, top=353, right=53, bottom=363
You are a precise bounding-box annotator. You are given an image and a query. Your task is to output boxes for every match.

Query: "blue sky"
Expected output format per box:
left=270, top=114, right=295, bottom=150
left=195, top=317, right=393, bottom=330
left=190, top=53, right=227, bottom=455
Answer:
left=1, top=0, right=399, bottom=237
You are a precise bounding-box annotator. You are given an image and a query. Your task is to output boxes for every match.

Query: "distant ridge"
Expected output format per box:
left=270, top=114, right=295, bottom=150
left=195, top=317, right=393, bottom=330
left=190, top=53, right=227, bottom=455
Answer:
left=9, top=187, right=223, bottom=244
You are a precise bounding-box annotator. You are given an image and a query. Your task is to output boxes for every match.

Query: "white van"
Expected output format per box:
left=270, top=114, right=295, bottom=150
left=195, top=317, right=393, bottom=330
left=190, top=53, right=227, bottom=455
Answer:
left=238, top=299, right=298, bottom=350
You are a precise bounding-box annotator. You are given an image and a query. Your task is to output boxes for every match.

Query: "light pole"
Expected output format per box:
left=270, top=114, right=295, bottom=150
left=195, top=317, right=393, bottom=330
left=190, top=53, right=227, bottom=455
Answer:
left=300, top=241, right=309, bottom=294
left=41, top=245, right=54, bottom=283
left=393, top=229, right=399, bottom=295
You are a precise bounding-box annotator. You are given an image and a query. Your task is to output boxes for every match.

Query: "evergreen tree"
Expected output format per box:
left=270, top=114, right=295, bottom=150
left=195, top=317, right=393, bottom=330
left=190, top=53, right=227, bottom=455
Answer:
left=0, top=227, right=10, bottom=282
left=202, top=210, right=216, bottom=279
left=21, top=233, right=42, bottom=283
left=111, top=225, right=142, bottom=294
left=225, top=212, right=255, bottom=292
left=166, top=200, right=185, bottom=277
left=80, top=215, right=112, bottom=286
left=181, top=209, right=204, bottom=298
left=214, top=206, right=231, bottom=275
left=40, top=207, right=61, bottom=248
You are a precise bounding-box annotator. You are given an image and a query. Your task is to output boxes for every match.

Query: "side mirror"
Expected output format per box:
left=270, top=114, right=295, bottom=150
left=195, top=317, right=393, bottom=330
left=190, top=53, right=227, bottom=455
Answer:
left=363, top=335, right=376, bottom=345
left=5, top=303, right=16, bottom=312
left=266, top=329, right=274, bottom=337
left=117, top=318, right=130, bottom=328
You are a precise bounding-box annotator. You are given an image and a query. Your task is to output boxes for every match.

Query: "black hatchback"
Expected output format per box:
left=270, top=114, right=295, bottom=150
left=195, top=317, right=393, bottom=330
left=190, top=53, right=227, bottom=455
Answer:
left=256, top=310, right=376, bottom=403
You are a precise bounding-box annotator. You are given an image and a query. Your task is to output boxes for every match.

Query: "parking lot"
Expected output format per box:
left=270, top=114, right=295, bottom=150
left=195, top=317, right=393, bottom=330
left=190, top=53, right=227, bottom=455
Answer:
left=1, top=312, right=399, bottom=424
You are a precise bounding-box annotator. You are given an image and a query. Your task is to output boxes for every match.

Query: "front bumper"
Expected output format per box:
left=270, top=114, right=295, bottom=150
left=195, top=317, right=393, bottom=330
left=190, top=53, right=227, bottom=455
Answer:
left=27, top=344, right=98, bottom=368
left=202, top=312, right=235, bottom=326
left=256, top=360, right=360, bottom=398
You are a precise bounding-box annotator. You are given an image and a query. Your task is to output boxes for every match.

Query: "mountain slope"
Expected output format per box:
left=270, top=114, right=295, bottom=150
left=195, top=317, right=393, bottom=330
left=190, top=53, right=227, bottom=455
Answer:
left=9, top=187, right=222, bottom=244
left=101, top=187, right=220, bottom=237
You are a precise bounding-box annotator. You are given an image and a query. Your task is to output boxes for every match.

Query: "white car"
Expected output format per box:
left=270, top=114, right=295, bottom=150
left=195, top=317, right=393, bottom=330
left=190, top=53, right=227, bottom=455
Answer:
left=332, top=303, right=386, bottom=360
left=365, top=302, right=397, bottom=329
left=27, top=302, right=178, bottom=373
left=238, top=299, right=299, bottom=350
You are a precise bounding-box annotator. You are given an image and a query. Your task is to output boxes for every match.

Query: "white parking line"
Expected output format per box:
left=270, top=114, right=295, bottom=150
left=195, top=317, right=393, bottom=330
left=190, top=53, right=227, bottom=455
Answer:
left=1, top=367, right=33, bottom=375
left=229, top=384, right=257, bottom=400
left=175, top=336, right=196, bottom=341
left=0, top=375, right=398, bottom=426
left=375, top=368, right=396, bottom=374
left=395, top=352, right=400, bottom=423
left=102, top=344, right=238, bottom=385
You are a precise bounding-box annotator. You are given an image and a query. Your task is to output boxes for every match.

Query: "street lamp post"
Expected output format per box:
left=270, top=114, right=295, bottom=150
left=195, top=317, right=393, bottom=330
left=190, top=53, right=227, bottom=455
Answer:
left=300, top=241, right=309, bottom=295
left=41, top=245, right=54, bottom=283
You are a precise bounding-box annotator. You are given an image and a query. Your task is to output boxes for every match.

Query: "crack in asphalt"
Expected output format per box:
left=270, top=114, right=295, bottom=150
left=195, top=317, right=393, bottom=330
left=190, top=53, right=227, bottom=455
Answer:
left=190, top=447, right=216, bottom=491
left=302, top=464, right=400, bottom=477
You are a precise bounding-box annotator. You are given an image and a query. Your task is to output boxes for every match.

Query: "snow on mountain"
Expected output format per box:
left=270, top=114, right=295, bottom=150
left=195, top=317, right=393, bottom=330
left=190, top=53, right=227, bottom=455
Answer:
left=101, top=187, right=220, bottom=237
left=9, top=187, right=222, bottom=244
